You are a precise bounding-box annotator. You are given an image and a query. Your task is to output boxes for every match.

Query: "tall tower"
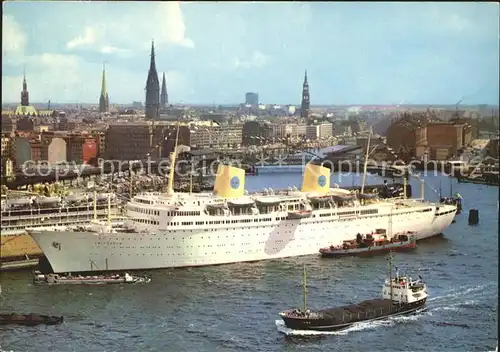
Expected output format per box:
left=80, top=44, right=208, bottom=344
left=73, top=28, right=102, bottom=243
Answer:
left=300, top=69, right=310, bottom=119
left=99, top=63, right=110, bottom=113
left=21, top=67, right=29, bottom=106
left=160, top=72, right=168, bottom=108
left=145, top=40, right=160, bottom=120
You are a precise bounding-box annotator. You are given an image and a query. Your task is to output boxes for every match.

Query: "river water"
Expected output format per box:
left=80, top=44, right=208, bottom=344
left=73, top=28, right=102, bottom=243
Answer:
left=0, top=173, right=498, bottom=352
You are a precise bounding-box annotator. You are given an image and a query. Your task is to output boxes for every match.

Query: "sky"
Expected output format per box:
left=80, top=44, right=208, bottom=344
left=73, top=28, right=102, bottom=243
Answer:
left=2, top=2, right=499, bottom=105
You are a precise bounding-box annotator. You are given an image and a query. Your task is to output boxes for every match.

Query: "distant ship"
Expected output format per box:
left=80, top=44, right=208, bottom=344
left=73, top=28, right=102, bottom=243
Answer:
left=279, top=254, right=427, bottom=331
left=1, top=191, right=123, bottom=270
left=28, top=152, right=457, bottom=273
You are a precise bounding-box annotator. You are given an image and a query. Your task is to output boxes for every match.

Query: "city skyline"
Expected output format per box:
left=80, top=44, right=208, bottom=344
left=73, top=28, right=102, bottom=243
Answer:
left=2, top=2, right=499, bottom=105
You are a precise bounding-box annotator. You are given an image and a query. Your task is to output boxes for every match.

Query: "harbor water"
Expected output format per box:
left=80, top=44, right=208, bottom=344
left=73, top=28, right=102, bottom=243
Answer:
left=0, top=173, right=498, bottom=352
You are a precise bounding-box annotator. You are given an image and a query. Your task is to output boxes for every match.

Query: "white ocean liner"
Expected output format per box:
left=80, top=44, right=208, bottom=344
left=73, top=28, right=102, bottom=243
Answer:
left=28, top=157, right=457, bottom=273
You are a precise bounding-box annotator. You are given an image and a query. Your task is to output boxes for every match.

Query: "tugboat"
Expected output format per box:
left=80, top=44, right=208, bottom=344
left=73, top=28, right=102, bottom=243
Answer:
left=33, top=271, right=151, bottom=285
left=319, top=229, right=416, bottom=257
left=278, top=253, right=427, bottom=332
left=439, top=181, right=463, bottom=214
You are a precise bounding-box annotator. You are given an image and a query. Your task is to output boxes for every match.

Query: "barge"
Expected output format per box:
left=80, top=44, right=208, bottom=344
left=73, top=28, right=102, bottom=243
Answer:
left=279, top=253, right=427, bottom=332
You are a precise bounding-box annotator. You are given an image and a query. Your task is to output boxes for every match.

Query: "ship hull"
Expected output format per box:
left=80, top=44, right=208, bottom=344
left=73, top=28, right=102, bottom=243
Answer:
left=28, top=204, right=456, bottom=273
left=280, top=298, right=426, bottom=331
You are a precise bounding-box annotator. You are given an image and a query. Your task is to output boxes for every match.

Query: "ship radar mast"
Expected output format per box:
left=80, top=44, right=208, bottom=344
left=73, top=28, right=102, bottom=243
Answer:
left=302, top=264, right=307, bottom=313
left=360, top=126, right=373, bottom=194
left=167, top=119, right=182, bottom=196
left=387, top=251, right=394, bottom=301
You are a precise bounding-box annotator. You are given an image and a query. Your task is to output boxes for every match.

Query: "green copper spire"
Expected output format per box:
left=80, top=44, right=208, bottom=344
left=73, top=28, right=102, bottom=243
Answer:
left=99, top=62, right=109, bottom=113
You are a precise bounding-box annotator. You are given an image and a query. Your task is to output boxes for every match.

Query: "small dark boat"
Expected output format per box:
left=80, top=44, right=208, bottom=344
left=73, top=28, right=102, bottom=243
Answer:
left=0, top=313, right=64, bottom=326
left=279, top=253, right=427, bottom=332
left=33, top=271, right=151, bottom=285
left=319, top=230, right=416, bottom=257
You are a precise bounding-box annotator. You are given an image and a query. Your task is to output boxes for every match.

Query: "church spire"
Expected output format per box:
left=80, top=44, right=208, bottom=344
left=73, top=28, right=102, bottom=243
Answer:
left=150, top=40, right=157, bottom=71
left=145, top=40, right=160, bottom=119
left=99, top=62, right=110, bottom=113
left=21, top=65, right=29, bottom=106
left=300, top=69, right=310, bottom=119
left=161, top=72, right=168, bottom=108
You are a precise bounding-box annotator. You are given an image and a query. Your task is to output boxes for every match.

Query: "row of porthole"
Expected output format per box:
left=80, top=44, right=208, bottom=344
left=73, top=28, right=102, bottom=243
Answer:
left=165, top=214, right=416, bottom=230
left=95, top=239, right=304, bottom=249
left=97, top=219, right=425, bottom=245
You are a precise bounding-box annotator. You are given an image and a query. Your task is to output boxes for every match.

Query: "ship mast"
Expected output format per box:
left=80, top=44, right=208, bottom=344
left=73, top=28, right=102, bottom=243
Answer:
left=388, top=251, right=393, bottom=301
left=388, top=205, right=393, bottom=240
left=93, top=189, right=97, bottom=221
left=302, top=264, right=307, bottom=313
left=360, top=127, right=372, bottom=194
left=107, top=194, right=111, bottom=226
left=167, top=119, right=182, bottom=196
left=403, top=173, right=407, bottom=199
left=189, top=170, right=193, bottom=195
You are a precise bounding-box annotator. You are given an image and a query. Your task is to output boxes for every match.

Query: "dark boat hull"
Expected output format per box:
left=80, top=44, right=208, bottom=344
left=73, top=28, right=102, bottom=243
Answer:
left=320, top=242, right=416, bottom=258
left=281, top=298, right=426, bottom=331
left=0, top=314, right=64, bottom=326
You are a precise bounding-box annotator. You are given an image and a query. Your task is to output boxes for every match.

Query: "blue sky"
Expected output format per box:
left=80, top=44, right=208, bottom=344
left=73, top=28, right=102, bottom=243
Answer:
left=2, top=2, right=499, bottom=105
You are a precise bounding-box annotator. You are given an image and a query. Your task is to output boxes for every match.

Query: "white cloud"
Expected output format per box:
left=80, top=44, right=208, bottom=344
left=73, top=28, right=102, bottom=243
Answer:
left=66, top=26, right=100, bottom=49
left=232, top=51, right=268, bottom=69
left=99, top=45, right=132, bottom=57
left=2, top=14, right=27, bottom=58
left=156, top=2, right=194, bottom=48
left=66, top=2, right=194, bottom=53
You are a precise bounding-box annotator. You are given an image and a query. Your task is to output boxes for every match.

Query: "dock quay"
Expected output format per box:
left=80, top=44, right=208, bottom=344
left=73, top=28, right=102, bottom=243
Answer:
left=0, top=258, right=40, bottom=271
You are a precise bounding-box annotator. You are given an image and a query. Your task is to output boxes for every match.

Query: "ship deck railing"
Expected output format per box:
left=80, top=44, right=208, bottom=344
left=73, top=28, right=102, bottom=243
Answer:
left=2, top=214, right=127, bottom=232
left=1, top=210, right=123, bottom=224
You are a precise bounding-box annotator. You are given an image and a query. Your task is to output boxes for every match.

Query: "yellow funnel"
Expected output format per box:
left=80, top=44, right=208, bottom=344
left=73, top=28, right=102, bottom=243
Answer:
left=213, top=164, right=245, bottom=198
left=301, top=163, right=330, bottom=193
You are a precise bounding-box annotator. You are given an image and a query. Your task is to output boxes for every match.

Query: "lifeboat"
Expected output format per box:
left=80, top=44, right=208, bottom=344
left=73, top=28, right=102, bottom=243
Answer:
left=6, top=198, right=32, bottom=207
left=35, top=196, right=60, bottom=205
left=65, top=193, right=87, bottom=203
left=288, top=209, right=313, bottom=219
left=97, top=193, right=116, bottom=202
left=227, top=196, right=255, bottom=207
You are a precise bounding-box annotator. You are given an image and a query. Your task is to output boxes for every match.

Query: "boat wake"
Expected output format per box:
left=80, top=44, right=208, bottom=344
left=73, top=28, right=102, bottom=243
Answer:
left=276, top=283, right=494, bottom=337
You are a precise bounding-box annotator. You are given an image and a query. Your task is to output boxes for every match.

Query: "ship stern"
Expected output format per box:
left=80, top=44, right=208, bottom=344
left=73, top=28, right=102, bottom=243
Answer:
left=279, top=311, right=337, bottom=331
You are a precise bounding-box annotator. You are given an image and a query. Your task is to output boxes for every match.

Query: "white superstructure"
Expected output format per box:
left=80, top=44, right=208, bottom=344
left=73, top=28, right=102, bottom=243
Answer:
left=29, top=163, right=457, bottom=273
